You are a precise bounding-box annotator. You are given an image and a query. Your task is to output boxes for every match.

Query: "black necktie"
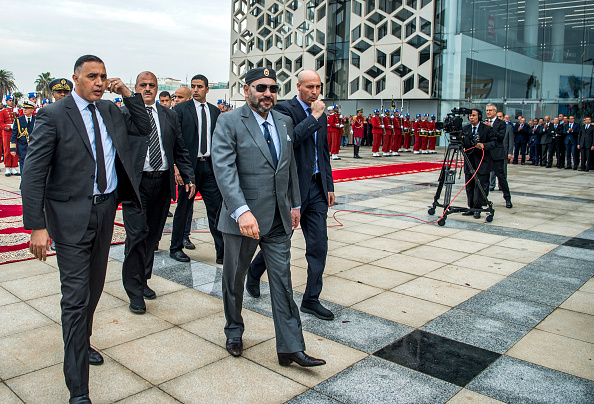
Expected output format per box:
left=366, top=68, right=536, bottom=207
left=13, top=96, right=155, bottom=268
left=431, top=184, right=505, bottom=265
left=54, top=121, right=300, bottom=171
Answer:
left=146, top=106, right=163, bottom=170
left=306, top=107, right=312, bottom=116
left=472, top=126, right=478, bottom=143
left=200, top=104, right=208, bottom=155
left=87, top=104, right=107, bottom=194
left=262, top=122, right=277, bottom=168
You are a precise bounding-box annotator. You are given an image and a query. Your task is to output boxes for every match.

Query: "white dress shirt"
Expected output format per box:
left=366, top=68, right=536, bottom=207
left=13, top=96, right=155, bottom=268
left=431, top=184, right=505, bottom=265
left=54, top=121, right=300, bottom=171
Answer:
left=193, top=99, right=211, bottom=157
left=144, top=103, right=169, bottom=171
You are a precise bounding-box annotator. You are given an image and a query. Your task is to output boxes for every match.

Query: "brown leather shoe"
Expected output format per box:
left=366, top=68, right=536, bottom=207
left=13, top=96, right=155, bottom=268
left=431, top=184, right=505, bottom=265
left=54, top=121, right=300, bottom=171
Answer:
left=278, top=351, right=326, bottom=367
left=226, top=337, right=243, bottom=357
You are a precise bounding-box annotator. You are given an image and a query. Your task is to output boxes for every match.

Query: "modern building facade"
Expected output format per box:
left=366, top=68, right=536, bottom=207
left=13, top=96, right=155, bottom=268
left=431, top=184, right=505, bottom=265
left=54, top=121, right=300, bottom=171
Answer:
left=229, top=0, right=593, bottom=120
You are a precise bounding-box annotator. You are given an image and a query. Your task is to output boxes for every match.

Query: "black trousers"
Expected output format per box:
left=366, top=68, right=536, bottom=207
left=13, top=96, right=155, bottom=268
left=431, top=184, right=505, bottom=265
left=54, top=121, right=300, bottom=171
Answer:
left=55, top=193, right=117, bottom=398
left=565, top=136, right=579, bottom=168
left=489, top=159, right=511, bottom=200
left=170, top=159, right=223, bottom=259
left=553, top=138, right=565, bottom=167
left=122, top=173, right=171, bottom=306
left=513, top=139, right=527, bottom=163
left=541, top=143, right=554, bottom=166
left=250, top=176, right=328, bottom=305
left=580, top=148, right=593, bottom=171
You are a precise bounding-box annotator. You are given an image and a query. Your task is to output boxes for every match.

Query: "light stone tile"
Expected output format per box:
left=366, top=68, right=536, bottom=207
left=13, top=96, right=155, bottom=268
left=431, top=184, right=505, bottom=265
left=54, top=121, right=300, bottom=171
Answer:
left=560, top=291, right=594, bottom=315
left=335, top=264, right=417, bottom=290
left=102, top=279, right=129, bottom=302
left=147, top=275, right=187, bottom=296
left=181, top=310, right=275, bottom=349
left=262, top=264, right=309, bottom=288
left=507, top=329, right=594, bottom=381
left=446, top=388, right=505, bottom=403
left=0, top=286, right=19, bottom=307
left=243, top=331, right=368, bottom=388
left=371, top=254, right=445, bottom=275
left=400, top=245, right=469, bottom=264
left=348, top=224, right=403, bottom=237
left=530, top=222, right=590, bottom=237
left=494, top=238, right=558, bottom=254
left=352, top=291, right=450, bottom=328
left=536, top=309, right=594, bottom=344
left=0, top=272, right=61, bottom=301
left=326, top=230, right=376, bottom=244
left=327, top=245, right=393, bottom=264
left=91, top=306, right=173, bottom=350
left=0, top=302, right=53, bottom=338
left=295, top=275, right=382, bottom=307
left=452, top=255, right=525, bottom=276
left=476, top=246, right=546, bottom=264
left=410, top=223, right=462, bottom=237
left=425, top=265, right=506, bottom=290
left=449, top=230, right=508, bottom=245
left=0, top=324, right=63, bottom=379
left=354, top=237, right=418, bottom=253
left=392, top=278, right=481, bottom=307
left=322, top=255, right=367, bottom=275
left=0, top=383, right=23, bottom=404
left=115, top=388, right=180, bottom=403
left=160, top=356, right=307, bottom=404
left=105, top=260, right=123, bottom=283
left=426, top=238, right=491, bottom=254
left=146, top=288, right=223, bottom=325
left=578, top=277, right=594, bottom=294
left=105, top=328, right=227, bottom=385
left=0, top=259, right=55, bottom=283
left=383, top=229, right=442, bottom=244
left=26, top=293, right=62, bottom=323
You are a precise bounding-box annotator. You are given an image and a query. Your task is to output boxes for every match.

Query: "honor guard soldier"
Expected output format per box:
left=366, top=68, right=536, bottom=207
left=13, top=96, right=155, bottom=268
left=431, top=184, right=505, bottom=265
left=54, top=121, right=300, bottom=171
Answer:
left=391, top=110, right=402, bottom=156
left=0, top=95, right=20, bottom=175
left=42, top=99, right=51, bottom=107
left=26, top=92, right=39, bottom=115
left=327, top=104, right=342, bottom=160
left=352, top=108, right=364, bottom=158
left=427, top=115, right=438, bottom=154
left=49, top=77, right=73, bottom=101
left=114, top=97, right=123, bottom=108
left=381, top=109, right=393, bottom=157
left=402, top=113, right=412, bottom=151
left=420, top=114, right=430, bottom=153
left=412, top=114, right=422, bottom=154
left=370, top=109, right=384, bottom=157
left=10, top=100, right=36, bottom=174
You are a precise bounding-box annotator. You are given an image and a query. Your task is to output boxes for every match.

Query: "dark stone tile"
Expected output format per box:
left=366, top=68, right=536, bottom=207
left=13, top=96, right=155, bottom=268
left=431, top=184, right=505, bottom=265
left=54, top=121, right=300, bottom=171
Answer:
left=511, top=191, right=594, bottom=205
left=374, top=329, right=500, bottom=387
left=285, top=390, right=341, bottom=404
left=511, top=265, right=591, bottom=290
left=553, top=245, right=594, bottom=262
left=315, top=356, right=460, bottom=404
left=487, top=277, right=576, bottom=307
left=152, top=262, right=194, bottom=289
left=563, top=237, right=594, bottom=251
left=108, top=244, right=126, bottom=261
left=303, top=308, right=413, bottom=354
left=456, top=291, right=554, bottom=328
left=532, top=253, right=594, bottom=275
left=420, top=308, right=531, bottom=354
left=468, top=356, right=594, bottom=404
left=578, top=228, right=594, bottom=241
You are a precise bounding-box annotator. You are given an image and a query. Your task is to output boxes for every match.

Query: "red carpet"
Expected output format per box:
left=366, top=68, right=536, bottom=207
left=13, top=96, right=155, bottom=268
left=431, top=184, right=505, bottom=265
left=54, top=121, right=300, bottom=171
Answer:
left=331, top=161, right=444, bottom=183
left=0, top=190, right=126, bottom=265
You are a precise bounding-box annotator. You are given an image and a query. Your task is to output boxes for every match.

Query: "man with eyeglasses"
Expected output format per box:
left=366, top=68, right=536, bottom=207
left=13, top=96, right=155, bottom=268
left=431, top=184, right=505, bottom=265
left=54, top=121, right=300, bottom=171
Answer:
left=212, top=67, right=325, bottom=367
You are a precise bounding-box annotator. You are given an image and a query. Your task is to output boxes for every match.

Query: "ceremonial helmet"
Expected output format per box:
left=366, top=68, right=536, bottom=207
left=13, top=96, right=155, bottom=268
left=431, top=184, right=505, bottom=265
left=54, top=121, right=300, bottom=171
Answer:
left=374, top=109, right=380, bottom=114
left=42, top=99, right=51, bottom=105
left=114, top=98, right=122, bottom=103
left=5, top=95, right=14, bottom=101
left=416, top=114, right=421, bottom=118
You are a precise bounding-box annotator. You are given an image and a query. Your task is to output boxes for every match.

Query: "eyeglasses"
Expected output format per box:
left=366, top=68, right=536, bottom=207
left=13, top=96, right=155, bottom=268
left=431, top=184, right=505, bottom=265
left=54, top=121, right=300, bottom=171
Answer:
left=251, top=84, right=279, bottom=93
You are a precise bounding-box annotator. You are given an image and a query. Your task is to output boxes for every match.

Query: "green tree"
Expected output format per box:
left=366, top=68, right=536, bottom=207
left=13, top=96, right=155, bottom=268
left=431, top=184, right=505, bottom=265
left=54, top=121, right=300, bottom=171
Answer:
left=0, top=69, right=18, bottom=100
left=35, top=72, right=54, bottom=100
left=13, top=92, right=23, bottom=105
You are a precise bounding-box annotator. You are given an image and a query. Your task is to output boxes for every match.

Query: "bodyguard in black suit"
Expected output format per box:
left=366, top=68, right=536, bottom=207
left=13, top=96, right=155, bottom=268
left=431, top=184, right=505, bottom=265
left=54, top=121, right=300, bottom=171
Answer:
left=564, top=116, right=579, bottom=169
left=121, top=72, right=195, bottom=313
left=22, top=55, right=151, bottom=404
left=247, top=69, right=336, bottom=320
left=169, top=74, right=224, bottom=263
left=553, top=119, right=566, bottom=167
left=578, top=117, right=593, bottom=171
left=512, top=118, right=529, bottom=164
left=484, top=104, right=511, bottom=208
left=461, top=109, right=497, bottom=219
left=540, top=116, right=555, bottom=167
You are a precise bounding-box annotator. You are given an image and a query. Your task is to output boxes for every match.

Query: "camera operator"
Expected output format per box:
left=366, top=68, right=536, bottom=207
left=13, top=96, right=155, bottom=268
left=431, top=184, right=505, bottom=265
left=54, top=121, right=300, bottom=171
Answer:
left=461, top=109, right=497, bottom=219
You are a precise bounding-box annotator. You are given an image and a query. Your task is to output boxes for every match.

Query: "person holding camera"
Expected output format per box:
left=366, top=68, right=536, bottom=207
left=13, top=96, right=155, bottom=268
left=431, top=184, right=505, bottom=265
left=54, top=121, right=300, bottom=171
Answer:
left=461, top=109, right=497, bottom=219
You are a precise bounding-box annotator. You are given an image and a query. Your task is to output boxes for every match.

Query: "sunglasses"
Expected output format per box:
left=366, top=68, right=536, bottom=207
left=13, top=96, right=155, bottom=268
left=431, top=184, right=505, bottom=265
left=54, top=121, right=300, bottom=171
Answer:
left=251, top=84, right=279, bottom=93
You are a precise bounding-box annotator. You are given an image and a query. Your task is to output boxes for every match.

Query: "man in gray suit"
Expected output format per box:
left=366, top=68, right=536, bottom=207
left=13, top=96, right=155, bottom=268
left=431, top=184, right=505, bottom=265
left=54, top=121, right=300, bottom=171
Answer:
left=22, top=55, right=151, bottom=403
left=212, top=67, right=325, bottom=367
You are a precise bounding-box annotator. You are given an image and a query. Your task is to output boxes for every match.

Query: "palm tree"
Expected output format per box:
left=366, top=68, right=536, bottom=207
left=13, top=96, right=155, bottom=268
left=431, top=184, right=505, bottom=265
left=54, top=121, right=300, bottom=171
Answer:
left=35, top=72, right=54, bottom=100
left=0, top=69, right=18, bottom=100
left=13, top=92, right=23, bottom=105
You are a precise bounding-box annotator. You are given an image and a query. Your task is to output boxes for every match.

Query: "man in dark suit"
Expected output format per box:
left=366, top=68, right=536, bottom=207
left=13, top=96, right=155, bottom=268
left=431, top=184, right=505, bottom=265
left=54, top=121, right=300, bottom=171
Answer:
left=578, top=116, right=593, bottom=171
left=212, top=67, right=325, bottom=367
left=512, top=117, right=529, bottom=164
left=121, top=71, right=195, bottom=314
left=540, top=116, right=554, bottom=167
left=553, top=117, right=566, bottom=168
left=168, top=74, right=224, bottom=264
left=21, top=55, right=151, bottom=404
left=246, top=69, right=335, bottom=320
left=484, top=104, right=512, bottom=208
left=564, top=115, right=579, bottom=170
left=461, top=109, right=497, bottom=219
left=10, top=100, right=35, bottom=173
left=528, top=118, right=541, bottom=166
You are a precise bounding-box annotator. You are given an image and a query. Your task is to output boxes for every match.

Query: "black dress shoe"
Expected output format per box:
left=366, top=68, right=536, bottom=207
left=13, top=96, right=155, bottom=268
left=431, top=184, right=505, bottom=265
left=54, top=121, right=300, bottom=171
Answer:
left=473, top=212, right=481, bottom=219
left=546, top=165, right=552, bottom=168
left=578, top=167, right=585, bottom=171
left=278, top=351, right=326, bottom=367
left=69, top=394, right=91, bottom=404
left=521, top=162, right=525, bottom=165
left=573, top=167, right=578, bottom=170
left=143, top=285, right=156, bottom=300
left=88, top=347, right=104, bottom=366
left=167, top=211, right=173, bottom=217
left=129, top=302, right=146, bottom=314
left=461, top=210, right=474, bottom=216
left=300, top=302, right=334, bottom=320
left=226, top=337, right=243, bottom=357
left=216, top=257, right=224, bottom=265
left=246, top=273, right=261, bottom=298
left=183, top=238, right=195, bottom=250
left=565, top=166, right=573, bottom=169
left=170, top=250, right=190, bottom=262
left=505, top=199, right=513, bottom=209
left=4, top=172, right=10, bottom=177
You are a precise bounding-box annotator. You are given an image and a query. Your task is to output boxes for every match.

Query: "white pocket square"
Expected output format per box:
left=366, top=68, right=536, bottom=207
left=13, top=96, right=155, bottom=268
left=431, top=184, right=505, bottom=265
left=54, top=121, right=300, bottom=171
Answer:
left=287, top=135, right=291, bottom=141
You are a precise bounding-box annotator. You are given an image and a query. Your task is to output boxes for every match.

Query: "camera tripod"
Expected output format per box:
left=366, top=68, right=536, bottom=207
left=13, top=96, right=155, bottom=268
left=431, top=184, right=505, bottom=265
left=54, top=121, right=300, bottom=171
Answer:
left=428, top=135, right=494, bottom=226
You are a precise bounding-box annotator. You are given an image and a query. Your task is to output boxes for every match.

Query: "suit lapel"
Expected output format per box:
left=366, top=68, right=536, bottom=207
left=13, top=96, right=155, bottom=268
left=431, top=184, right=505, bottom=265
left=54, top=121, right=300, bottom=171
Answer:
left=96, top=101, right=118, bottom=150
left=187, top=101, right=198, bottom=132
left=157, top=105, right=168, bottom=145
left=271, top=110, right=288, bottom=170
left=64, top=95, right=93, bottom=158
left=241, top=104, right=275, bottom=169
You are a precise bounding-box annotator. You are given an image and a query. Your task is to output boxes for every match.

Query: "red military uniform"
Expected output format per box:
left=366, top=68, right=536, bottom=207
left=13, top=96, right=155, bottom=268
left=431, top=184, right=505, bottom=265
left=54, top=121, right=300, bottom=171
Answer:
left=402, top=116, right=412, bottom=151
left=420, top=116, right=430, bottom=152
left=412, top=117, right=422, bottom=152
left=327, top=110, right=342, bottom=156
left=382, top=112, right=393, bottom=154
left=0, top=107, right=19, bottom=170
left=370, top=112, right=384, bottom=155
left=391, top=114, right=403, bottom=155
left=428, top=117, right=438, bottom=153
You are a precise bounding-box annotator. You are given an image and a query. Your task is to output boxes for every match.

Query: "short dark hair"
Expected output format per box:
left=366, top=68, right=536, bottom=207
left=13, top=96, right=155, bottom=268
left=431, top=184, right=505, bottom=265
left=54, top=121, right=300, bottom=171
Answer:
left=471, top=108, right=483, bottom=121
left=159, top=91, right=171, bottom=98
left=74, top=55, right=104, bottom=74
left=191, top=74, right=209, bottom=86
